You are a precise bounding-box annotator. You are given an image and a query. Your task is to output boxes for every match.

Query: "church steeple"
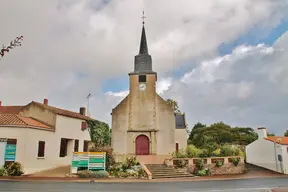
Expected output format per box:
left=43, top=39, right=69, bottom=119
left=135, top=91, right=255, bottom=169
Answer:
left=129, top=11, right=156, bottom=75
left=139, top=25, right=148, bottom=55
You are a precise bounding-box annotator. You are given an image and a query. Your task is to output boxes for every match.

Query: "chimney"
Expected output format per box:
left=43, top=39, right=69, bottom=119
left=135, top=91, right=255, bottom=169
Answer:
left=257, top=127, right=267, bottom=139
left=79, top=107, right=86, bottom=116
left=43, top=98, right=48, bottom=105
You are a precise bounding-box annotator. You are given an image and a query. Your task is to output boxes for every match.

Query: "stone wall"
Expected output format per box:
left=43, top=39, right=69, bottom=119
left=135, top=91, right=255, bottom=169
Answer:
left=165, top=156, right=245, bottom=175
left=187, top=162, right=245, bottom=175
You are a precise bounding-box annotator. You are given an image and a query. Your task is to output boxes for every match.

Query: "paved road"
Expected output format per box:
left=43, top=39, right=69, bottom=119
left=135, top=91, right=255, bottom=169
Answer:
left=0, top=178, right=288, bottom=192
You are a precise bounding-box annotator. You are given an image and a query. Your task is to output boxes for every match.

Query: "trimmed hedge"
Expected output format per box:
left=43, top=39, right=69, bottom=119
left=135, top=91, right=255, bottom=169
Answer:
left=77, top=170, right=109, bottom=178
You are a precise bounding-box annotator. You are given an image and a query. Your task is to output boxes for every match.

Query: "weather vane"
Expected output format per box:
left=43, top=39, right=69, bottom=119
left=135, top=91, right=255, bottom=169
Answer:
left=141, top=11, right=146, bottom=25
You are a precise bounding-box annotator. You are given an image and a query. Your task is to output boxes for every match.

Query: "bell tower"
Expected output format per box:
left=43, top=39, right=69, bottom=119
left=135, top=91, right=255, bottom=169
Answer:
left=128, top=12, right=157, bottom=133
left=111, top=12, right=178, bottom=157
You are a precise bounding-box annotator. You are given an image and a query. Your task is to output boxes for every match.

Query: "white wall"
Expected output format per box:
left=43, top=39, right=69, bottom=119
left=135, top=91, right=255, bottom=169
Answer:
left=0, top=141, right=6, bottom=167
left=245, top=138, right=278, bottom=172
left=0, top=115, right=91, bottom=174
left=55, top=115, right=91, bottom=159
left=175, top=129, right=187, bottom=150
left=281, top=145, right=288, bottom=174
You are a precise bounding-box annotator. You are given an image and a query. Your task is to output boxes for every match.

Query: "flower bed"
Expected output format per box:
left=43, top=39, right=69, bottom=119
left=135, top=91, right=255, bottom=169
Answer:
left=108, top=157, right=147, bottom=179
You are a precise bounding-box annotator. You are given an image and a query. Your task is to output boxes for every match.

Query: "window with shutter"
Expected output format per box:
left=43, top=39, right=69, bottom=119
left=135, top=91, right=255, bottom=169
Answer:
left=81, top=122, right=87, bottom=131
left=59, top=138, right=68, bottom=157
left=83, top=140, right=89, bottom=152
left=37, top=141, right=45, bottom=157
left=74, top=139, right=79, bottom=152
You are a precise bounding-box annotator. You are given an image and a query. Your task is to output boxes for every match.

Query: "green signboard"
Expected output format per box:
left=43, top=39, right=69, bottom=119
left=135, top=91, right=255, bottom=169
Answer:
left=71, top=152, right=106, bottom=173
left=5, top=144, right=16, bottom=162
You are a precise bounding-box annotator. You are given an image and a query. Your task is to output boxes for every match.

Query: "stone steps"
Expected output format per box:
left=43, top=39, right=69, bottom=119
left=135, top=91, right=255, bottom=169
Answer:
left=146, top=164, right=194, bottom=179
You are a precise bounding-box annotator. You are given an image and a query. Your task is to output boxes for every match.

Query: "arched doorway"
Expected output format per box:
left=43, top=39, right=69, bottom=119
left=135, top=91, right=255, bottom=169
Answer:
left=135, top=135, right=149, bottom=155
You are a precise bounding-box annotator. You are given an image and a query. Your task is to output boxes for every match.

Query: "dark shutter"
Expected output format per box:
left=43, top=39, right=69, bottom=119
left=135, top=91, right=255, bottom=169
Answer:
left=74, top=139, right=79, bottom=152
left=59, top=138, right=68, bottom=157
left=38, top=141, right=45, bottom=157
left=81, top=122, right=87, bottom=130
left=83, top=140, right=89, bottom=152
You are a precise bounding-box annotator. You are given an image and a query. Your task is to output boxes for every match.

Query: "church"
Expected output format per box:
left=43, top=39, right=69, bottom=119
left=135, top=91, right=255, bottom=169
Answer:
left=111, top=21, right=187, bottom=161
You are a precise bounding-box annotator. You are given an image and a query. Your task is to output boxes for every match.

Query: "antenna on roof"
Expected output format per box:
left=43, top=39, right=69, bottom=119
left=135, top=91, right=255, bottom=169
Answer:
left=86, top=93, right=92, bottom=117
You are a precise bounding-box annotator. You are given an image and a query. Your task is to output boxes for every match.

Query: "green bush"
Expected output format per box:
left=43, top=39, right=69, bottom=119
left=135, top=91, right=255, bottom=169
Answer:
left=137, top=168, right=146, bottom=178
left=4, top=162, right=24, bottom=176
left=215, top=160, right=223, bottom=167
left=171, top=149, right=187, bottom=158
left=212, top=148, right=221, bottom=157
left=195, top=159, right=204, bottom=170
left=195, top=168, right=210, bottom=176
left=199, top=149, right=211, bottom=158
left=231, top=158, right=240, bottom=166
left=121, top=156, right=139, bottom=171
left=220, top=145, right=240, bottom=157
left=77, top=170, right=109, bottom=178
left=205, top=168, right=211, bottom=176
left=93, top=170, right=109, bottom=178
left=186, top=145, right=202, bottom=158
left=195, top=169, right=206, bottom=176
left=0, top=167, right=8, bottom=176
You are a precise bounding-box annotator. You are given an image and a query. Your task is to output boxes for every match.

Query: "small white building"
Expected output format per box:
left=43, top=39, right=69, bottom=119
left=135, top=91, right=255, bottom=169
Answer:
left=245, top=127, right=288, bottom=174
left=0, top=99, right=91, bottom=174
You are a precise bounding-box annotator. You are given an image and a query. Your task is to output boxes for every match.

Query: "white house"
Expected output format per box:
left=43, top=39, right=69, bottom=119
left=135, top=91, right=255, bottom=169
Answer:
left=0, top=99, right=92, bottom=174
left=245, top=127, right=288, bottom=174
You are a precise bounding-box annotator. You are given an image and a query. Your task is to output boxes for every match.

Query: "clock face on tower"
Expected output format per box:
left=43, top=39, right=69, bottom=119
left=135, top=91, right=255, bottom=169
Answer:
left=139, top=83, right=146, bottom=91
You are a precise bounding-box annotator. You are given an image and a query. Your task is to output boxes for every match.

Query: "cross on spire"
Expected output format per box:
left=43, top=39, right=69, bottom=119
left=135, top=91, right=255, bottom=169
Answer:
left=141, top=11, right=146, bottom=25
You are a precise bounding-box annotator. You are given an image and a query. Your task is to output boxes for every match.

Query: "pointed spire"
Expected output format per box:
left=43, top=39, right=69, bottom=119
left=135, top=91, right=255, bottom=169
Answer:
left=139, top=11, right=148, bottom=54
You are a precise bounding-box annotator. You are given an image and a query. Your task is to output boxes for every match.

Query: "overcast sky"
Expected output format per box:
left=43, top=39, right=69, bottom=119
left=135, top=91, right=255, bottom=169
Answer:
left=0, top=0, right=287, bottom=135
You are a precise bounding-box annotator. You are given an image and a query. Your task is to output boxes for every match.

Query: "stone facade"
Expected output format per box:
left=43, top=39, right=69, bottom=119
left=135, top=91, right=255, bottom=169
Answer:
left=111, top=24, right=187, bottom=159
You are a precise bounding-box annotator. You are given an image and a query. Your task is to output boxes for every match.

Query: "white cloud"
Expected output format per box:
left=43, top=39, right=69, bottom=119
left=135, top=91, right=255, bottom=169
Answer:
left=165, top=32, right=288, bottom=135
left=106, top=77, right=172, bottom=97
left=0, top=0, right=287, bottom=133
left=106, top=33, right=288, bottom=135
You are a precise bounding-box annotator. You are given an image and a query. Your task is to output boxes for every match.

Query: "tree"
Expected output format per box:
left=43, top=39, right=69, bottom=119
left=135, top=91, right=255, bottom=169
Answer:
left=0, top=36, right=23, bottom=59
left=166, top=99, right=181, bottom=114
left=284, top=130, right=288, bottom=137
left=188, top=122, right=206, bottom=141
left=188, top=121, right=258, bottom=148
left=267, top=132, right=275, bottom=136
left=86, top=119, right=111, bottom=148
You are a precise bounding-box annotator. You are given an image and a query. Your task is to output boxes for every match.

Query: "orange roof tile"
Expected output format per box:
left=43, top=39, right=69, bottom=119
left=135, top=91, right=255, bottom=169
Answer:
left=31, top=101, right=92, bottom=121
left=0, top=106, right=24, bottom=114
left=0, top=114, right=53, bottom=130
left=265, top=136, right=288, bottom=145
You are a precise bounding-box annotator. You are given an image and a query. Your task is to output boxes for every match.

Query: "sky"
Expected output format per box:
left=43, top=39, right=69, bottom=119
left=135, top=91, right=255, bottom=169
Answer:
left=0, top=0, right=288, bottom=135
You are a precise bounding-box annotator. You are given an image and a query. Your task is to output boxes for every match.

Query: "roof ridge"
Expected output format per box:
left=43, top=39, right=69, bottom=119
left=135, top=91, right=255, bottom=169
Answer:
left=31, top=101, right=92, bottom=120
left=32, top=101, right=76, bottom=113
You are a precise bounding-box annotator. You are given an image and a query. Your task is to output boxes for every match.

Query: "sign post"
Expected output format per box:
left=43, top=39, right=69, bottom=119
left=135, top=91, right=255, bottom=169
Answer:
left=4, top=144, right=16, bottom=162
left=71, top=152, right=106, bottom=174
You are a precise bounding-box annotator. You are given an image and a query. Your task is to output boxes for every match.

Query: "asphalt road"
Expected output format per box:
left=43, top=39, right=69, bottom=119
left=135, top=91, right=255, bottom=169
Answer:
left=0, top=178, right=288, bottom=192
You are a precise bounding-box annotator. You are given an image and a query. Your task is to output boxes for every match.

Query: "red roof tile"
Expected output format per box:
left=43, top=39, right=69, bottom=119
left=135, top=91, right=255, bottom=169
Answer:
left=265, top=136, right=288, bottom=145
left=0, top=114, right=53, bottom=129
left=0, top=106, right=24, bottom=114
